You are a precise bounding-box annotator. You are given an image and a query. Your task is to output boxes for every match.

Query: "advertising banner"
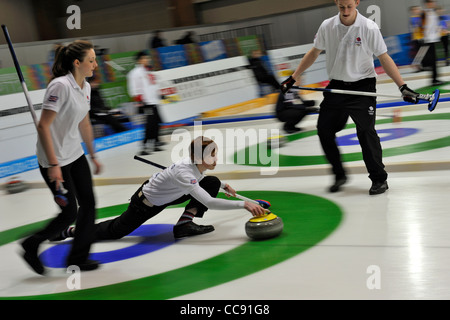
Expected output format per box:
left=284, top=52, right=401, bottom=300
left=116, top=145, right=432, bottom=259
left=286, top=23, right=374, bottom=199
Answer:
left=199, top=40, right=228, bottom=62
left=26, top=63, right=51, bottom=89
left=184, top=43, right=204, bottom=65
left=267, top=43, right=328, bottom=85
left=0, top=66, right=36, bottom=96
left=156, top=56, right=259, bottom=122
left=102, top=51, right=139, bottom=83
left=157, top=45, right=189, bottom=70
left=236, top=35, right=262, bottom=56
left=376, top=33, right=413, bottom=67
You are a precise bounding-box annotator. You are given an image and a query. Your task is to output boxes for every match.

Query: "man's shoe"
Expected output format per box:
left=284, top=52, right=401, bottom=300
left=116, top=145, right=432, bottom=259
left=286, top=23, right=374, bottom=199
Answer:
left=284, top=127, right=301, bottom=134
left=432, top=80, right=445, bottom=86
left=21, top=239, right=45, bottom=275
left=173, top=221, right=215, bottom=239
left=68, top=259, right=99, bottom=271
left=139, top=149, right=151, bottom=156
left=329, top=176, right=347, bottom=193
left=369, top=181, right=388, bottom=195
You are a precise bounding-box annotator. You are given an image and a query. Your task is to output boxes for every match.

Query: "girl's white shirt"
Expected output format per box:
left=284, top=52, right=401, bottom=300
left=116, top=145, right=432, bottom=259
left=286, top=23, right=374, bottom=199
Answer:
left=36, top=72, right=90, bottom=167
left=143, top=157, right=245, bottom=210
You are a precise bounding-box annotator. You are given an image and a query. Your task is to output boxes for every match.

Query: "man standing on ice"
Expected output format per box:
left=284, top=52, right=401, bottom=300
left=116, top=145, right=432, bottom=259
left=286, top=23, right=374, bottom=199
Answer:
left=281, top=0, right=421, bottom=195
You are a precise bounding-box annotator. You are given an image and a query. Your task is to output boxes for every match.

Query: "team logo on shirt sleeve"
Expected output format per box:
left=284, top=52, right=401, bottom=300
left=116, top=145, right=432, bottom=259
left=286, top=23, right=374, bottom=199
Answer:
left=190, top=179, right=197, bottom=184
left=48, top=95, right=59, bottom=102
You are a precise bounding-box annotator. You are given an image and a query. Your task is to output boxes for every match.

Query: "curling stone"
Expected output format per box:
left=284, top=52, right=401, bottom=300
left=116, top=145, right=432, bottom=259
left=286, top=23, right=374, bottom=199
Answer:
left=5, top=177, right=28, bottom=194
left=245, top=212, right=283, bottom=240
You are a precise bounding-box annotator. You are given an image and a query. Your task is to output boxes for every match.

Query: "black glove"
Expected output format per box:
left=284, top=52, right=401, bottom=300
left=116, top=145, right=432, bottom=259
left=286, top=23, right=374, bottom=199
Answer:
left=280, top=76, right=296, bottom=94
left=399, top=84, right=419, bottom=104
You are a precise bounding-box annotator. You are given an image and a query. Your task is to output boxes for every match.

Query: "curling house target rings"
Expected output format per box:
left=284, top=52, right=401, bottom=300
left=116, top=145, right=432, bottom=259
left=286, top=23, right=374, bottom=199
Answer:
left=234, top=113, right=450, bottom=167
left=336, top=128, right=419, bottom=146
left=39, top=224, right=175, bottom=268
left=0, top=191, right=342, bottom=299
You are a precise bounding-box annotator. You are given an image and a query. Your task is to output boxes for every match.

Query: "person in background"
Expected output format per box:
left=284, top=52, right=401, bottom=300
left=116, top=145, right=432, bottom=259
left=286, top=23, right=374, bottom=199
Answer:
left=409, top=5, right=424, bottom=66
left=21, top=40, right=102, bottom=275
left=149, top=30, right=167, bottom=49
left=438, top=6, right=450, bottom=66
left=275, top=87, right=318, bottom=134
left=247, top=49, right=280, bottom=95
left=176, top=31, right=196, bottom=45
left=127, top=51, right=165, bottom=155
left=421, top=0, right=444, bottom=85
left=88, top=74, right=127, bottom=134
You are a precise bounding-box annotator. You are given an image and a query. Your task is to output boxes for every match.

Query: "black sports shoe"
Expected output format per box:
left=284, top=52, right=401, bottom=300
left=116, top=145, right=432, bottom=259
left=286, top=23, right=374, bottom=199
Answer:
left=139, top=149, right=151, bottom=156
left=329, top=176, right=348, bottom=193
left=173, top=221, right=215, bottom=239
left=369, top=181, right=389, bottom=195
left=21, top=238, right=45, bottom=275
left=283, top=127, right=301, bottom=134
left=68, top=259, right=99, bottom=271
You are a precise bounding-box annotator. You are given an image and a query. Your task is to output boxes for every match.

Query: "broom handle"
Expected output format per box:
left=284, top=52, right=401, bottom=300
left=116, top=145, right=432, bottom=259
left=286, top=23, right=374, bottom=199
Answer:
left=223, top=190, right=260, bottom=205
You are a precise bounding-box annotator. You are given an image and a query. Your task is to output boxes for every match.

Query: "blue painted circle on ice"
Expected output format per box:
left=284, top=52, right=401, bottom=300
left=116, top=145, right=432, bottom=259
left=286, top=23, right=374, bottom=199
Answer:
left=337, top=128, right=419, bottom=146
left=39, top=224, right=175, bottom=268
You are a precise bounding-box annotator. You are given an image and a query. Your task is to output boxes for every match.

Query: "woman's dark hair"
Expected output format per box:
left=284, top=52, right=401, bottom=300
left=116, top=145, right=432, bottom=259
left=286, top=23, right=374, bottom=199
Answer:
left=51, top=40, right=94, bottom=79
left=135, top=50, right=148, bottom=61
left=190, top=136, right=217, bottom=164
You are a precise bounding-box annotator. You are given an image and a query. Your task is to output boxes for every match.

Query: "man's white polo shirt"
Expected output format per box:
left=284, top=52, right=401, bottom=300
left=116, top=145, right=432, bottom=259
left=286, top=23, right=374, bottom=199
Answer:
left=314, top=10, right=387, bottom=82
left=36, top=72, right=91, bottom=167
left=126, top=64, right=160, bottom=105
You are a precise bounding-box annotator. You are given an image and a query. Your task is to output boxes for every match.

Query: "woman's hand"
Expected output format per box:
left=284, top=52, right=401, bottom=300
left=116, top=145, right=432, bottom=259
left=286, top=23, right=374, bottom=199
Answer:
left=48, top=165, right=64, bottom=190
left=223, top=183, right=236, bottom=197
left=244, top=201, right=268, bottom=217
left=91, top=158, right=103, bottom=175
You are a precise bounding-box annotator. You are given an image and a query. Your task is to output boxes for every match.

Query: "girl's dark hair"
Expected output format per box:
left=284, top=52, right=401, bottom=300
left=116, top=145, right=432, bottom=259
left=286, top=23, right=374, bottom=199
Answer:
left=51, top=40, right=94, bottom=79
left=190, top=136, right=217, bottom=164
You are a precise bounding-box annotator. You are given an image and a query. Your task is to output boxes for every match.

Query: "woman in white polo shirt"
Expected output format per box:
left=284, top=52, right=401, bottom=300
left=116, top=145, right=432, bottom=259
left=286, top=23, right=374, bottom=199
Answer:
left=54, top=136, right=266, bottom=242
left=281, top=0, right=421, bottom=195
left=21, top=40, right=102, bottom=274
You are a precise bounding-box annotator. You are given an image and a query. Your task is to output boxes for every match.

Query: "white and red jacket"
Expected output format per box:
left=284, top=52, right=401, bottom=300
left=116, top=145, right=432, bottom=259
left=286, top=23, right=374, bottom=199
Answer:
left=126, top=64, right=160, bottom=105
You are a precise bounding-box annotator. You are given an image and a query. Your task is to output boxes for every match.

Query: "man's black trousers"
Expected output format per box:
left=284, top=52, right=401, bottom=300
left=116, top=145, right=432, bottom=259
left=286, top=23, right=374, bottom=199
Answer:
left=317, top=78, right=388, bottom=183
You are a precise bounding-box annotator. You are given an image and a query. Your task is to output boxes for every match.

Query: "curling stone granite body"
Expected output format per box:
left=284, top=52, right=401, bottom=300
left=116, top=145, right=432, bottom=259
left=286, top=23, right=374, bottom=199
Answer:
left=5, top=179, right=27, bottom=194
left=245, top=213, right=284, bottom=240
